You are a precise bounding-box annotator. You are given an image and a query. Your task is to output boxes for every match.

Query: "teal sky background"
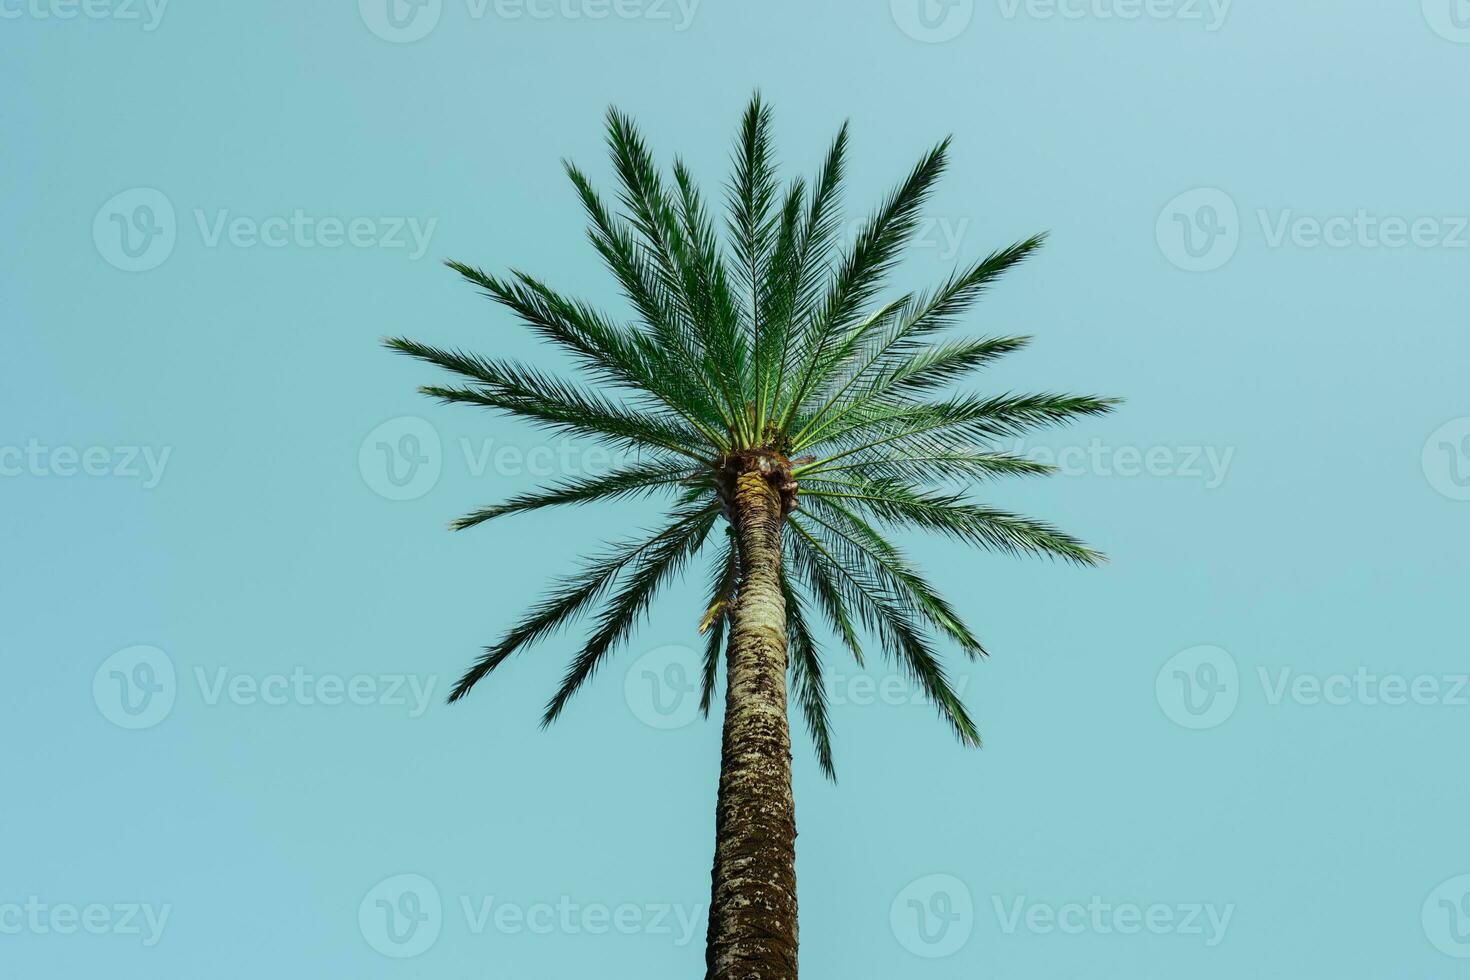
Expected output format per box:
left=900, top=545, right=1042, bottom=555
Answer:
left=5, top=1, right=1470, bottom=976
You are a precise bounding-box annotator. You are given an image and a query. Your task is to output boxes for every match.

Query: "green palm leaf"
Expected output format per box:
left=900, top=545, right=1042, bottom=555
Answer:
left=542, top=506, right=717, bottom=724
left=783, top=573, right=836, bottom=779
left=699, top=529, right=738, bottom=715
left=787, top=518, right=980, bottom=746
left=451, top=459, right=701, bottom=531
left=446, top=505, right=712, bottom=703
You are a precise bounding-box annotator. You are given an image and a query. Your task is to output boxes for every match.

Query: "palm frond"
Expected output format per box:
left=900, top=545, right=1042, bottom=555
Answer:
left=787, top=518, right=980, bottom=745
left=699, top=609, right=727, bottom=719
left=783, top=572, right=836, bottom=779
left=803, top=391, right=1119, bottom=467
left=727, top=93, right=780, bottom=311
left=794, top=335, right=1032, bottom=452
left=788, top=235, right=1044, bottom=448
left=786, top=530, right=864, bottom=667
left=440, top=261, right=721, bottom=444
left=542, top=507, right=718, bottom=724
left=386, top=336, right=710, bottom=459
left=776, top=139, right=950, bottom=430
left=804, top=450, right=1054, bottom=486
left=804, top=476, right=1105, bottom=565
left=671, top=158, right=749, bottom=414
left=452, top=459, right=702, bottom=531
left=563, top=162, right=738, bottom=437
left=446, top=505, right=711, bottom=703
left=753, top=179, right=809, bottom=426
left=792, top=123, right=849, bottom=317
left=797, top=497, right=987, bottom=656
left=699, top=530, right=738, bottom=716
left=605, top=109, right=750, bottom=437
left=762, top=124, right=848, bottom=419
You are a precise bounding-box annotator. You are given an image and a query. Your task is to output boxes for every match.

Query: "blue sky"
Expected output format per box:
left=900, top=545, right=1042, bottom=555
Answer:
left=5, top=1, right=1469, bottom=976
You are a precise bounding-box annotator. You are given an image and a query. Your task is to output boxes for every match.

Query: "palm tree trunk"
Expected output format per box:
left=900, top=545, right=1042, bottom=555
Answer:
left=705, top=468, right=798, bottom=980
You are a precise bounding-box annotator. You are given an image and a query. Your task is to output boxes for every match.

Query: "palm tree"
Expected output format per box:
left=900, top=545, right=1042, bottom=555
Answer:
left=385, top=95, right=1115, bottom=980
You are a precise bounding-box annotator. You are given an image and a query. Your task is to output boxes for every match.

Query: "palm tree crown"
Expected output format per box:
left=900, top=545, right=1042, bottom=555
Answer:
left=387, top=95, right=1116, bottom=778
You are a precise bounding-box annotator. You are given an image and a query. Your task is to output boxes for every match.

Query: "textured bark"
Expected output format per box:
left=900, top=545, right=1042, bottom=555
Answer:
left=705, top=468, right=798, bottom=980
